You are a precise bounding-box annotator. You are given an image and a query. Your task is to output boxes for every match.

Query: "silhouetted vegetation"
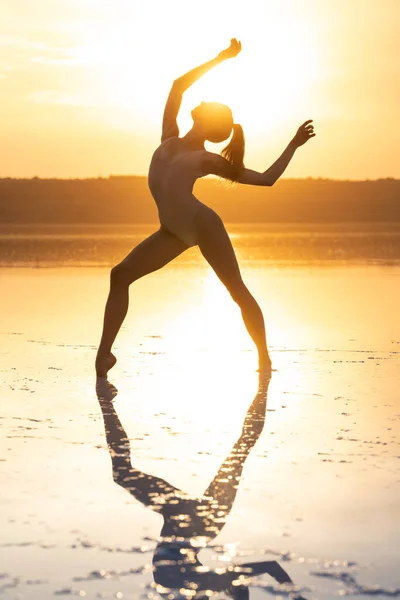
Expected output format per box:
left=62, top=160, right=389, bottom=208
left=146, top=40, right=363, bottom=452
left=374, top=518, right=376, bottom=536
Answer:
left=0, top=176, right=399, bottom=224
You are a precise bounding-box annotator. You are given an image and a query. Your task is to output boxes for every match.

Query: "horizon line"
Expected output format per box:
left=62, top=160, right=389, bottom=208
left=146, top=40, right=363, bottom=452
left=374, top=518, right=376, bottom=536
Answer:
left=0, top=175, right=398, bottom=183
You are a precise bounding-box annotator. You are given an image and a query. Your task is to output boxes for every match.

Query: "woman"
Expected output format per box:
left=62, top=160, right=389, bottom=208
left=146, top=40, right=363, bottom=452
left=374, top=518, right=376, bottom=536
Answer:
left=96, top=375, right=306, bottom=599
left=95, top=39, right=315, bottom=378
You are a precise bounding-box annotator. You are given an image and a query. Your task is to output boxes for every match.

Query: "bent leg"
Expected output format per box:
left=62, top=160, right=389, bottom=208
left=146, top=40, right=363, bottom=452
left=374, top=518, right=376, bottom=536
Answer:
left=96, top=227, right=188, bottom=377
left=96, top=385, right=185, bottom=513
left=196, top=209, right=271, bottom=370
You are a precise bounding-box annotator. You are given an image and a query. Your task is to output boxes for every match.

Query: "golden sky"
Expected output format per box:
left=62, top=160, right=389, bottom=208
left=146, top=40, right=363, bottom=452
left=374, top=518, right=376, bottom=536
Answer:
left=0, top=0, right=399, bottom=179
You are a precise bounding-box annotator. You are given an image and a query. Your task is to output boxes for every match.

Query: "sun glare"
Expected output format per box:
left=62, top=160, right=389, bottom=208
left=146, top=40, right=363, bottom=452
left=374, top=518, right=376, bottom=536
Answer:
left=72, top=0, right=320, bottom=138
left=163, top=269, right=251, bottom=368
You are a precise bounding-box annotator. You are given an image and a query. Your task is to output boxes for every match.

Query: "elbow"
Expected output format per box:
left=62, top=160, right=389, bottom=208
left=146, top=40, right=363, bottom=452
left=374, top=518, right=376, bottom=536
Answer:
left=262, top=172, right=275, bottom=187
left=264, top=178, right=274, bottom=187
left=172, top=78, right=184, bottom=92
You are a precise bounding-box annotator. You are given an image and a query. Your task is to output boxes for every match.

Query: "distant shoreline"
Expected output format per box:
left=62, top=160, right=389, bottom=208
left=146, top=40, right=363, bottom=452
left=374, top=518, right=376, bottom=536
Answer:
left=1, top=177, right=399, bottom=225
left=0, top=176, right=398, bottom=182
left=2, top=222, right=400, bottom=230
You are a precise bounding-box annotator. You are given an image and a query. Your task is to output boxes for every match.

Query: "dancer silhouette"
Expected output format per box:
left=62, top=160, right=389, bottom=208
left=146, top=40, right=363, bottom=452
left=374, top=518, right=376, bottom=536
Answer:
left=96, top=39, right=315, bottom=377
left=96, top=377, right=306, bottom=599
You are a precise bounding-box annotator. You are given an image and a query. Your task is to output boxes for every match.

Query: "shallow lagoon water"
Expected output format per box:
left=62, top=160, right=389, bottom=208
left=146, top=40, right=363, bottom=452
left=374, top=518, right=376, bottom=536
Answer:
left=0, top=226, right=399, bottom=599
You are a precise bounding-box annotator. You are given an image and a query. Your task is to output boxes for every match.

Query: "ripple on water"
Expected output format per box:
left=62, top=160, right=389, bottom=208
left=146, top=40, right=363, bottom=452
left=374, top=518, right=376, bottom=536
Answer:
left=310, top=570, right=400, bottom=597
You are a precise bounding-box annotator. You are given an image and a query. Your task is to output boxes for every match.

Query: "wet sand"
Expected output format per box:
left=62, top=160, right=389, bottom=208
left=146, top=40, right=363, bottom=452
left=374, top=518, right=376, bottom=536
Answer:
left=1, top=259, right=399, bottom=599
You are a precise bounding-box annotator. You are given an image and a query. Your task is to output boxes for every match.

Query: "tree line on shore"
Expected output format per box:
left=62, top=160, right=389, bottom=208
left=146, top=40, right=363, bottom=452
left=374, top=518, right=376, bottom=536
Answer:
left=0, top=176, right=399, bottom=224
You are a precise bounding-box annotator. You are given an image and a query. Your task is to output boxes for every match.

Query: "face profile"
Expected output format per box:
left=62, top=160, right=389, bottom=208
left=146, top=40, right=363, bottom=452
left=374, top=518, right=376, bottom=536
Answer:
left=96, top=37, right=315, bottom=379
left=93, top=42, right=314, bottom=598
left=1, top=4, right=396, bottom=598
left=191, top=102, right=234, bottom=143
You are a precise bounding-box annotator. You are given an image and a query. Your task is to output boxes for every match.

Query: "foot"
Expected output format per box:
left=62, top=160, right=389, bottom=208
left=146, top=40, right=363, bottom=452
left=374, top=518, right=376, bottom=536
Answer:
left=95, top=351, right=117, bottom=378
left=96, top=378, right=118, bottom=403
left=258, top=354, right=273, bottom=374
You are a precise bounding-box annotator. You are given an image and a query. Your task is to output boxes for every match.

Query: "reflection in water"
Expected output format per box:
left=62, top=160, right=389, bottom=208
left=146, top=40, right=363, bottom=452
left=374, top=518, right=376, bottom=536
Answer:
left=96, top=377, right=306, bottom=599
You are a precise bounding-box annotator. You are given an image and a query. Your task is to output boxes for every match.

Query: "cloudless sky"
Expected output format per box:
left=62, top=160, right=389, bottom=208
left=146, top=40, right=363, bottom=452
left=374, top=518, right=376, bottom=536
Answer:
left=0, top=0, right=399, bottom=179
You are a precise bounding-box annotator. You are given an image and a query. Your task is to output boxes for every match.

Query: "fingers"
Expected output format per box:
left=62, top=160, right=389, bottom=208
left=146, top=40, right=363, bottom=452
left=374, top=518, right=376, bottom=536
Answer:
left=303, top=120, right=315, bottom=138
left=229, top=38, right=242, bottom=53
left=294, top=119, right=315, bottom=146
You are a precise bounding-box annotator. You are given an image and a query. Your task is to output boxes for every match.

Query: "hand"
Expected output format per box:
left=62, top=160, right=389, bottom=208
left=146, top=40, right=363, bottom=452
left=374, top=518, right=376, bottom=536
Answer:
left=292, top=120, right=315, bottom=147
left=217, top=38, right=242, bottom=61
left=226, top=583, right=249, bottom=599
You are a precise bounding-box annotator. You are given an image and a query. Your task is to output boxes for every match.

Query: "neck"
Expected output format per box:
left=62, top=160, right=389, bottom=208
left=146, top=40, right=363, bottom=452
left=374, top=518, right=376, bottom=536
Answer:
left=181, top=126, right=206, bottom=150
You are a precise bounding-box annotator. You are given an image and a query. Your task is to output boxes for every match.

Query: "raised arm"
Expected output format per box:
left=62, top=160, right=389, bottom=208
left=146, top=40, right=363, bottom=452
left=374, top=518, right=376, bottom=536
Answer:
left=158, top=559, right=305, bottom=600
left=161, top=38, right=241, bottom=142
left=201, top=120, right=315, bottom=185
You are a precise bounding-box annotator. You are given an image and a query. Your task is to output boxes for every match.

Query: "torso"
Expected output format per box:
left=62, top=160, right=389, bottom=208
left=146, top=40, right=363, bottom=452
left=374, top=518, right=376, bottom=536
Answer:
left=148, top=137, right=208, bottom=247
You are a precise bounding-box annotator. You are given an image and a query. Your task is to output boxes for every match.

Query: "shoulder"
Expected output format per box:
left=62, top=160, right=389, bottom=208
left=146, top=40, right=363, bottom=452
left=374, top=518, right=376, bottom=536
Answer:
left=156, top=136, right=180, bottom=152
left=200, top=151, right=234, bottom=178
left=161, top=129, right=180, bottom=143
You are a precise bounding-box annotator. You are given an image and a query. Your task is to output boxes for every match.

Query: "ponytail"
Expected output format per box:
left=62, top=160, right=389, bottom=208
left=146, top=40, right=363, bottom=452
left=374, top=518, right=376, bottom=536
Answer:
left=221, top=123, right=245, bottom=182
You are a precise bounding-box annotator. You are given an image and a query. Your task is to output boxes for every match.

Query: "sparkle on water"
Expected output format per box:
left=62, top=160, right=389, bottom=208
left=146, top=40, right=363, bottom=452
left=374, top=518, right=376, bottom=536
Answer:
left=0, top=226, right=399, bottom=599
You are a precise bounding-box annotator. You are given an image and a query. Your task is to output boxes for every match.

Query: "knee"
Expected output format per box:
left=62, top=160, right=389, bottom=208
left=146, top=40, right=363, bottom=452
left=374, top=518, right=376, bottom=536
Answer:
left=110, top=263, right=132, bottom=287
left=229, top=281, right=250, bottom=305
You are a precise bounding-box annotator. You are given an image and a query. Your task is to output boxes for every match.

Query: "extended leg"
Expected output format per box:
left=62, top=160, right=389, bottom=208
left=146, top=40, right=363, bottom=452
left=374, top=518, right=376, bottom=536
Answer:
left=196, top=209, right=271, bottom=371
left=200, top=375, right=270, bottom=537
left=96, top=227, right=188, bottom=377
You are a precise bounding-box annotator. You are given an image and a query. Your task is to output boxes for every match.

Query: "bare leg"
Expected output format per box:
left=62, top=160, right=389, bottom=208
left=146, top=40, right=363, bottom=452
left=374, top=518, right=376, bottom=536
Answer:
left=196, top=209, right=271, bottom=371
left=96, top=384, right=185, bottom=513
left=200, top=375, right=270, bottom=538
left=96, top=227, right=188, bottom=377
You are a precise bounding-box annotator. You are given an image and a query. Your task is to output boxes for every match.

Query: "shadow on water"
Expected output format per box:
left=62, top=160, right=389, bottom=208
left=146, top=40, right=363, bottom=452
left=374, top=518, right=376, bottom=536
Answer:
left=96, top=376, right=306, bottom=600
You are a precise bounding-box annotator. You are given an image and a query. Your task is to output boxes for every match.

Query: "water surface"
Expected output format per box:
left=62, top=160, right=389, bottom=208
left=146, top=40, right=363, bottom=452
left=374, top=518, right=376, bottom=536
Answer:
left=0, top=228, right=399, bottom=599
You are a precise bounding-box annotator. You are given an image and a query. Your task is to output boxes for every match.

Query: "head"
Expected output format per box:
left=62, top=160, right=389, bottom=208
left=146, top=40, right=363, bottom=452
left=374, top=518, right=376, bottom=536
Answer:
left=191, top=102, right=245, bottom=181
left=191, top=101, right=234, bottom=143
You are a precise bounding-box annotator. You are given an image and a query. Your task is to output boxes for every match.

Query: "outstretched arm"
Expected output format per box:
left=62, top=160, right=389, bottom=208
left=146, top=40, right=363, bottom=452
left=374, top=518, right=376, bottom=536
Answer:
left=161, top=38, right=241, bottom=142
left=201, top=120, right=315, bottom=185
left=163, top=559, right=304, bottom=599
left=226, top=560, right=306, bottom=599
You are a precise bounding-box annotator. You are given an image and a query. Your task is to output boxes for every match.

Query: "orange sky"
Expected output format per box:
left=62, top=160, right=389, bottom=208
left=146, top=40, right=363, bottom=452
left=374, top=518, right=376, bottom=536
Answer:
left=0, top=0, right=399, bottom=179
